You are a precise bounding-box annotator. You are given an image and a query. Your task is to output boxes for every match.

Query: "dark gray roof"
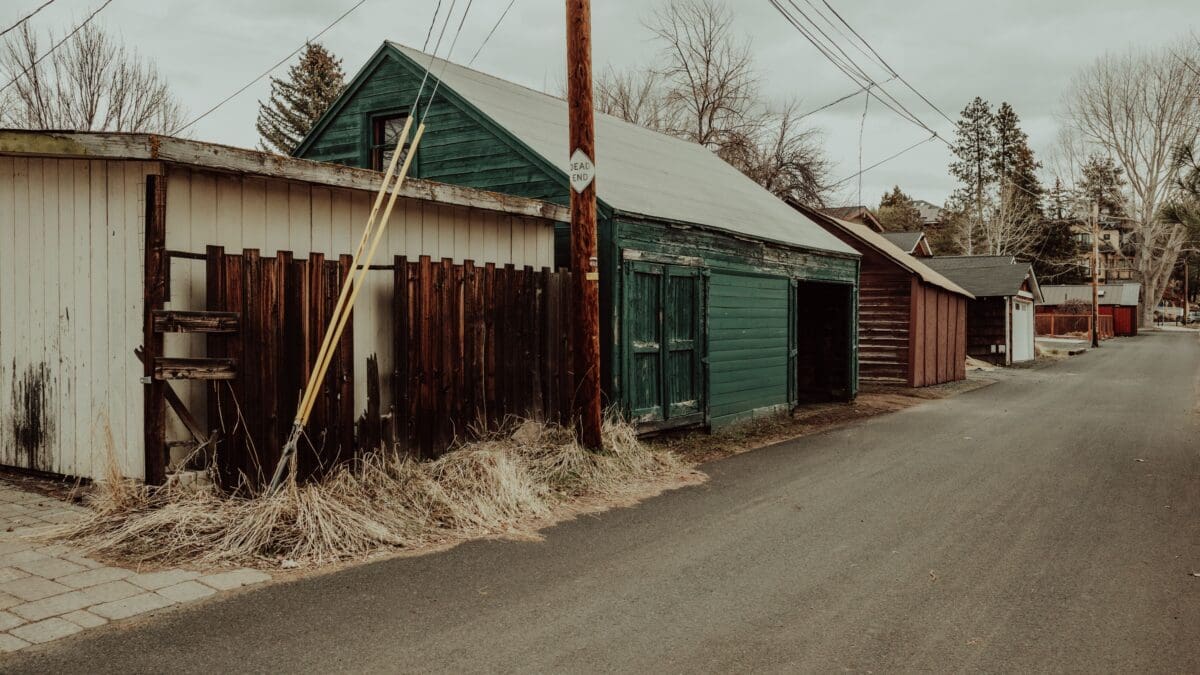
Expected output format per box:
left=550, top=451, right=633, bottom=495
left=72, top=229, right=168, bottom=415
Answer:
left=387, top=43, right=857, bottom=257
left=1039, top=283, right=1141, bottom=307
left=923, top=255, right=1016, bottom=270
left=880, top=231, right=923, bottom=253
left=924, top=256, right=1038, bottom=299
left=912, top=199, right=945, bottom=224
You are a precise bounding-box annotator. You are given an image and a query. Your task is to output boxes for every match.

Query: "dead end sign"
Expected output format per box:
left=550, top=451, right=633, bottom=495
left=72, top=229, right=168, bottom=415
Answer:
left=569, top=148, right=595, bottom=193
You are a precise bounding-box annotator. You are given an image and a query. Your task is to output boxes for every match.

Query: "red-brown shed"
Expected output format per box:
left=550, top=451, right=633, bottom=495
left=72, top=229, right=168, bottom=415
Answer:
left=797, top=204, right=974, bottom=387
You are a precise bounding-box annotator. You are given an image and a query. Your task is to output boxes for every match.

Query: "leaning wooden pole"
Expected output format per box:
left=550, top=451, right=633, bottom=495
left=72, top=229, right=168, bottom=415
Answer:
left=267, top=119, right=423, bottom=492
left=566, top=0, right=603, bottom=449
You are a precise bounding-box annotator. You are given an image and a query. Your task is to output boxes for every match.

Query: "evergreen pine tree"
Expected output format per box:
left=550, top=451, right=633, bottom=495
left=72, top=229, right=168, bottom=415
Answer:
left=1077, top=154, right=1127, bottom=218
left=948, top=97, right=997, bottom=254
left=876, top=186, right=924, bottom=232
left=256, top=43, right=346, bottom=154
left=992, top=102, right=1043, bottom=216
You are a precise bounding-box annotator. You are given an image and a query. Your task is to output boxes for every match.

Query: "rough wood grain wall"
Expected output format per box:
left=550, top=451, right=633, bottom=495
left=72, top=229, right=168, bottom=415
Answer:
left=0, top=157, right=160, bottom=479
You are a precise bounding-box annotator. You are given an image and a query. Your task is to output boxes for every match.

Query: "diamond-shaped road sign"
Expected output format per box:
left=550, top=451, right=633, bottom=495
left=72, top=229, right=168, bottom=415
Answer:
left=569, top=148, right=595, bottom=193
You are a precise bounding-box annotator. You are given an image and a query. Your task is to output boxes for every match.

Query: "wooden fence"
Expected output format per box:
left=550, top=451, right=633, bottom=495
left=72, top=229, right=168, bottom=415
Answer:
left=1035, top=313, right=1113, bottom=340
left=205, top=247, right=356, bottom=488
left=200, top=249, right=574, bottom=488
left=381, top=255, right=575, bottom=458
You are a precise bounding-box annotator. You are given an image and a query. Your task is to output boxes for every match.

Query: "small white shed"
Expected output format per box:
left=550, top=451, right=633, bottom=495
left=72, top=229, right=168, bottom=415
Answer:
left=0, top=130, right=565, bottom=481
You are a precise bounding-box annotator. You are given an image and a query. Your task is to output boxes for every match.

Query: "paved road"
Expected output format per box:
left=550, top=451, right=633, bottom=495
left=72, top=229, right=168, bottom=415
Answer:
left=10, top=332, right=1200, bottom=673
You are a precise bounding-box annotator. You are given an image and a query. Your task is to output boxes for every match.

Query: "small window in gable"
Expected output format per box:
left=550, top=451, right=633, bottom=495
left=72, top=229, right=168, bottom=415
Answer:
left=371, top=113, right=413, bottom=173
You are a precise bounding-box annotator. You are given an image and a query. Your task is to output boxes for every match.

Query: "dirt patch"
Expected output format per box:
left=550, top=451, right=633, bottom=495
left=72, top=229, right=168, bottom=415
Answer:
left=652, top=376, right=996, bottom=464
left=0, top=467, right=83, bottom=503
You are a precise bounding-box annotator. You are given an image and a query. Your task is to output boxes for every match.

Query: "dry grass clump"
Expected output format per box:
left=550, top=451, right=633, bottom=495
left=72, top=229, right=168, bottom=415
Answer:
left=56, top=418, right=684, bottom=567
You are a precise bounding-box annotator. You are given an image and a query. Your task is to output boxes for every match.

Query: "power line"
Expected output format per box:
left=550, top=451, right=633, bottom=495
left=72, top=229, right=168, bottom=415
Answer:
left=469, top=0, right=515, bottom=66
left=422, top=0, right=475, bottom=120
left=769, top=0, right=941, bottom=138
left=771, top=0, right=1052, bottom=208
left=827, top=134, right=937, bottom=189
left=173, top=0, right=370, bottom=135
left=794, top=76, right=894, bottom=121
left=0, top=0, right=57, bottom=40
left=819, top=0, right=957, bottom=127
left=0, top=0, right=112, bottom=97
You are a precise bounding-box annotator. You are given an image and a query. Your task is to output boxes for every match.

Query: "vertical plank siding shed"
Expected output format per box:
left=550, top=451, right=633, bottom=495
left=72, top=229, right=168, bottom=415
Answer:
left=799, top=205, right=973, bottom=387
left=295, top=42, right=863, bottom=430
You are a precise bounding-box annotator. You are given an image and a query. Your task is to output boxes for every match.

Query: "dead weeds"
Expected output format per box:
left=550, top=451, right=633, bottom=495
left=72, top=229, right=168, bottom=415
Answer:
left=53, top=418, right=691, bottom=569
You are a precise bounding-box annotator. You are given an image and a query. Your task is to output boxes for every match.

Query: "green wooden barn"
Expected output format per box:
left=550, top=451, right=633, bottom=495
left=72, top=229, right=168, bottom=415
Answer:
left=295, top=42, right=861, bottom=431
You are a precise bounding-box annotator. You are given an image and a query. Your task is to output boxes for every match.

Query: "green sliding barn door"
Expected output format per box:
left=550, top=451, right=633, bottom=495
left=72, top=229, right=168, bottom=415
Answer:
left=623, top=260, right=704, bottom=426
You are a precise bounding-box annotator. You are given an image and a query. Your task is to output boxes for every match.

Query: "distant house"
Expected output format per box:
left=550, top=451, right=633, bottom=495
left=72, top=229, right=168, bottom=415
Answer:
left=800, top=205, right=974, bottom=387
left=295, top=41, right=863, bottom=430
left=820, top=205, right=883, bottom=232
left=924, top=256, right=1042, bottom=364
left=1038, top=283, right=1141, bottom=336
left=912, top=199, right=945, bottom=228
left=1067, top=217, right=1136, bottom=282
left=881, top=231, right=932, bottom=257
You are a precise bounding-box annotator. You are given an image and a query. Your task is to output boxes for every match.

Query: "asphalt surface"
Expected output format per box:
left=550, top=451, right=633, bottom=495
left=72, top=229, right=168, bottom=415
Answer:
left=9, top=332, right=1200, bottom=673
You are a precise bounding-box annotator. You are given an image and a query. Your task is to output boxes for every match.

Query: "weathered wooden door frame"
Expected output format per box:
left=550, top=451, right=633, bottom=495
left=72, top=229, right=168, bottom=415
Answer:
left=621, top=258, right=706, bottom=430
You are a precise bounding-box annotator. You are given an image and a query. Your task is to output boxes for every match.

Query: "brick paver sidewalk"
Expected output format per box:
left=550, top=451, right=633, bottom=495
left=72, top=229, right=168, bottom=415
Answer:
left=0, top=480, right=270, bottom=653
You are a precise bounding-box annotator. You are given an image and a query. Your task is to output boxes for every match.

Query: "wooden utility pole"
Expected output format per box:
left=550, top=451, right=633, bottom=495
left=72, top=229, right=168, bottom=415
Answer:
left=565, top=0, right=602, bottom=449
left=1091, top=201, right=1100, bottom=348
left=1184, top=259, right=1190, bottom=326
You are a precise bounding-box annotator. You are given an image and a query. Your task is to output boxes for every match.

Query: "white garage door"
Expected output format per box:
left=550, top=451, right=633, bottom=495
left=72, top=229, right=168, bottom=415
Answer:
left=1011, top=298, right=1034, bottom=362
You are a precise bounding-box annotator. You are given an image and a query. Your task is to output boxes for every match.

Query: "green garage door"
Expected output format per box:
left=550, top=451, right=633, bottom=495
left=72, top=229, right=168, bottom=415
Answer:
left=622, top=261, right=703, bottom=426
left=708, top=272, right=791, bottom=425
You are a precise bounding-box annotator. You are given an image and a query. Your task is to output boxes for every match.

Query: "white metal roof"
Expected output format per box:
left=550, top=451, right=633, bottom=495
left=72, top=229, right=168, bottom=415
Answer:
left=389, top=42, right=857, bottom=258
left=1039, top=283, right=1141, bottom=307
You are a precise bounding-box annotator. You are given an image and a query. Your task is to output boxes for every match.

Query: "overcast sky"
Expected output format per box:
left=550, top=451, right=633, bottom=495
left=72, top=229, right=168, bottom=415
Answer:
left=5, top=0, right=1196, bottom=207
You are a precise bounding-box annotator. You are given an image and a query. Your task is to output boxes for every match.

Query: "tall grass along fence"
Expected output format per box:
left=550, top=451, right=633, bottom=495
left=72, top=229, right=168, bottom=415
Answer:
left=201, top=249, right=575, bottom=490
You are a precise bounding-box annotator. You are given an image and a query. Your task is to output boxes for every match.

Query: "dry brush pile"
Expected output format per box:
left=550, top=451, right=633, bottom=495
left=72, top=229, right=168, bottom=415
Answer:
left=57, top=419, right=688, bottom=568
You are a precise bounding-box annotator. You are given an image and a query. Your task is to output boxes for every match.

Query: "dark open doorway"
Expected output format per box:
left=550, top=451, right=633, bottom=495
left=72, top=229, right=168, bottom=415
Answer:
left=792, top=281, right=855, bottom=404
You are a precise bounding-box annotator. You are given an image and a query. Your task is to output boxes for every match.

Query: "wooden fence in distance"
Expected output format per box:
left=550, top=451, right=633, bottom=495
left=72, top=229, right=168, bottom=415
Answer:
left=1035, top=313, right=1113, bottom=340
left=380, top=256, right=575, bottom=458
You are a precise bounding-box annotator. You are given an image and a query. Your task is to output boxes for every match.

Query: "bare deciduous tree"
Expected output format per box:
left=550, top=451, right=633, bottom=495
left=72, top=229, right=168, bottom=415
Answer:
left=979, top=184, right=1043, bottom=256
left=720, top=100, right=830, bottom=205
left=595, top=0, right=830, bottom=204
left=1064, top=39, right=1200, bottom=323
left=0, top=23, right=185, bottom=133
left=645, top=0, right=760, bottom=150
left=594, top=66, right=670, bottom=131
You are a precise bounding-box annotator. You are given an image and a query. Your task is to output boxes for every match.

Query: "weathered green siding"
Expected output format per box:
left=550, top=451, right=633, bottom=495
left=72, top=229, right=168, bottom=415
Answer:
left=707, top=273, right=791, bottom=423
left=295, top=47, right=566, bottom=204
left=611, top=217, right=858, bottom=427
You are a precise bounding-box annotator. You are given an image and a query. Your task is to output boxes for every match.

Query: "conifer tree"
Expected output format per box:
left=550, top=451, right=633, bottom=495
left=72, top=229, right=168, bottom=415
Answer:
left=948, top=97, right=997, bottom=254
left=992, top=102, right=1043, bottom=216
left=1077, top=153, right=1127, bottom=218
left=256, top=43, right=346, bottom=154
left=876, top=186, right=924, bottom=232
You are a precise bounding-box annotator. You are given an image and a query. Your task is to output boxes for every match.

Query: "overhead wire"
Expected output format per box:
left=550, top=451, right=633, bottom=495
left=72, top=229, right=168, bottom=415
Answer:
left=818, top=0, right=958, bottom=126
left=772, top=0, right=1051, bottom=206
left=827, top=134, right=938, bottom=189
left=0, top=0, right=112, bottom=96
left=0, top=0, right=57, bottom=41
left=173, top=0, right=370, bottom=135
left=468, top=0, right=515, bottom=66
